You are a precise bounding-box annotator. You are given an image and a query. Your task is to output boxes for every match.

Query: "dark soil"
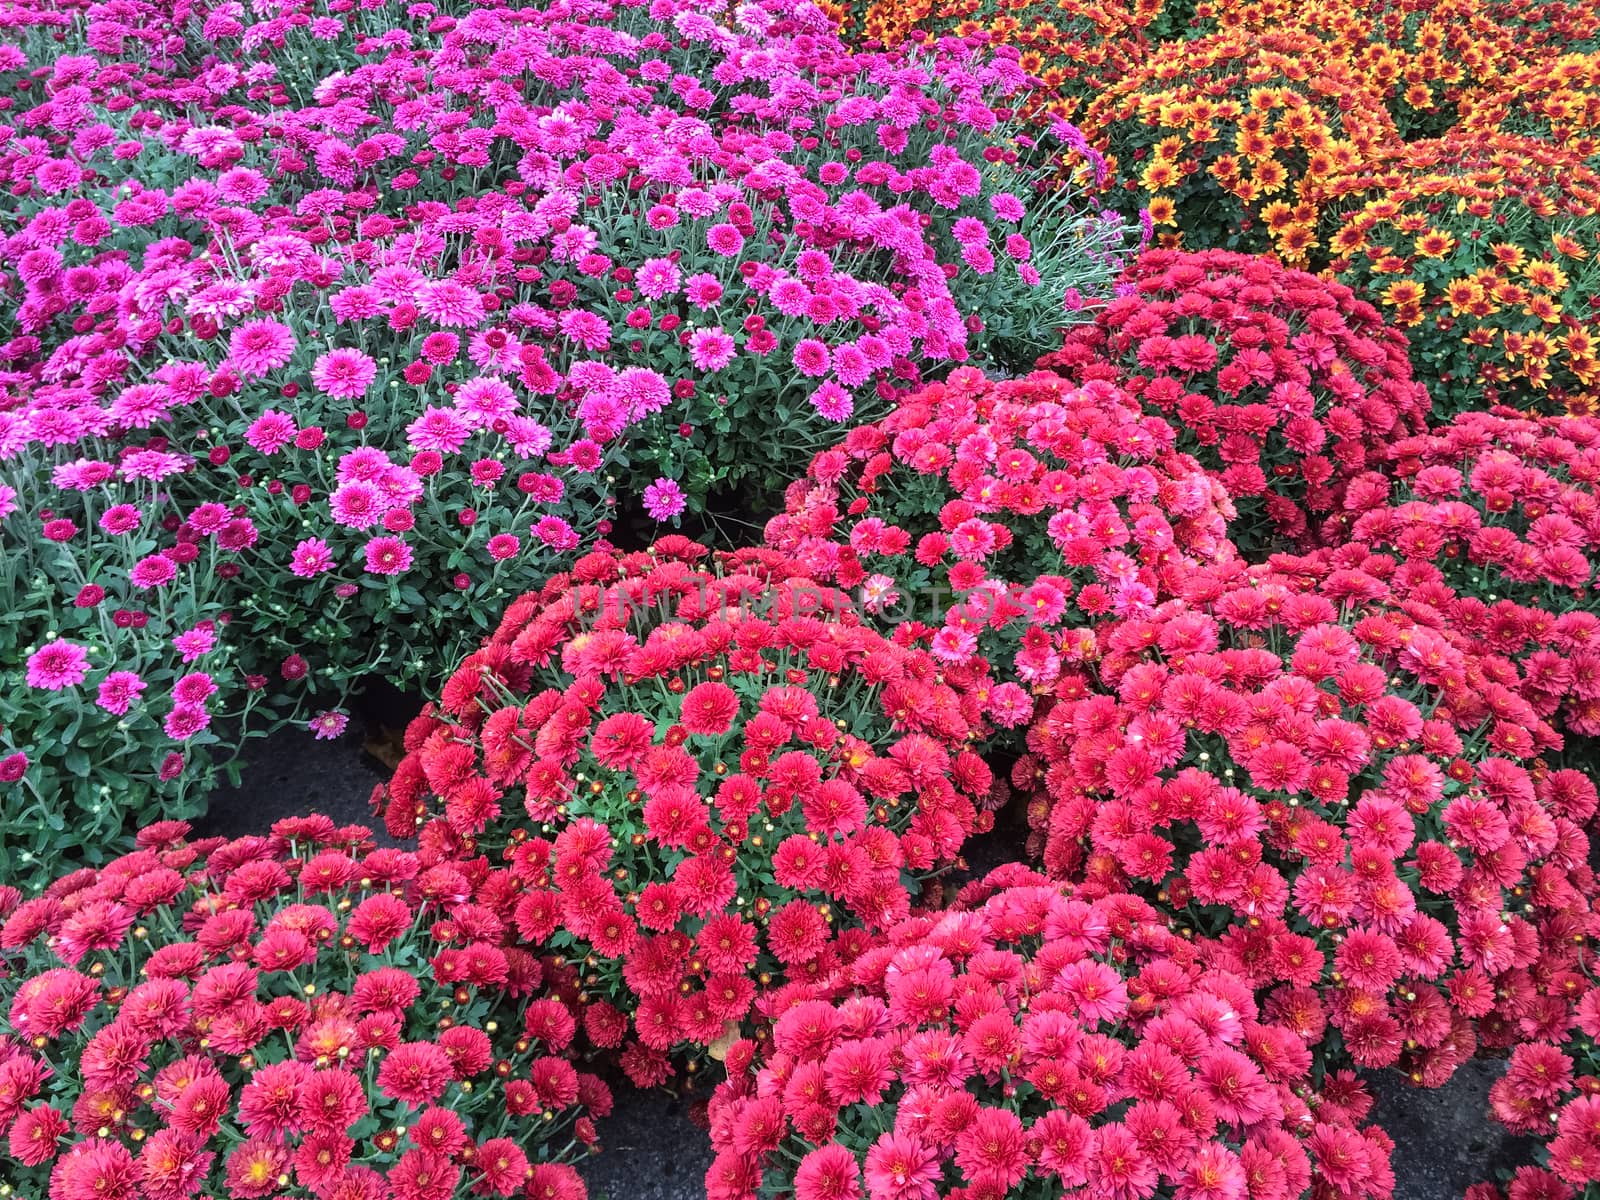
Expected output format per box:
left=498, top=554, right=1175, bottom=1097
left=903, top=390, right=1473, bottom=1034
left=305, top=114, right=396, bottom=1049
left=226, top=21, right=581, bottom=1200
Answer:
left=199, top=719, right=1530, bottom=1200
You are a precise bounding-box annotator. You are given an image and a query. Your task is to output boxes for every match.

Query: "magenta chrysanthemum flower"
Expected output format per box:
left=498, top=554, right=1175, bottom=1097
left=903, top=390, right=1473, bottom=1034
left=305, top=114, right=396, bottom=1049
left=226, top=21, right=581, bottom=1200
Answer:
left=308, top=710, right=349, bottom=740
left=227, top=320, right=297, bottom=379
left=487, top=533, right=521, bottom=561
left=244, top=409, right=297, bottom=455
left=416, top=280, right=485, bottom=327
left=793, top=339, right=830, bottom=377
left=533, top=516, right=579, bottom=550
left=637, top=258, right=681, bottom=299
left=689, top=328, right=736, bottom=372
left=27, top=641, right=90, bottom=690
left=364, top=536, right=413, bottom=576
left=96, top=670, right=147, bottom=715
left=172, top=625, right=217, bottom=662
left=809, top=381, right=854, bottom=422
left=290, top=538, right=335, bottom=578
left=329, top=482, right=385, bottom=530
left=405, top=407, right=471, bottom=454
left=706, top=223, right=744, bottom=256
left=163, top=704, right=211, bottom=740
left=311, top=348, right=377, bottom=399
left=454, top=377, right=517, bottom=428
left=642, top=478, right=687, bottom=521
left=130, top=554, right=177, bottom=589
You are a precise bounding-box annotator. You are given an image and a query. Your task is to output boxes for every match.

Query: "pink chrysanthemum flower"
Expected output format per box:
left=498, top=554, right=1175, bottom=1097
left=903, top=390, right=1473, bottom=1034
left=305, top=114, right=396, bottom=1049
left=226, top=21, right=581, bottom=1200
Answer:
left=227, top=320, right=297, bottom=379
left=689, top=328, right=736, bottom=372
left=308, top=710, right=349, bottom=740
left=311, top=348, right=378, bottom=399
left=364, top=536, right=413, bottom=576
left=96, top=670, right=147, bottom=715
left=406, top=407, right=471, bottom=454
left=642, top=478, right=687, bottom=521
left=329, top=482, right=385, bottom=530
left=172, top=625, right=217, bottom=662
left=130, top=555, right=178, bottom=589
left=245, top=410, right=297, bottom=455
left=26, top=641, right=90, bottom=690
left=290, top=538, right=335, bottom=578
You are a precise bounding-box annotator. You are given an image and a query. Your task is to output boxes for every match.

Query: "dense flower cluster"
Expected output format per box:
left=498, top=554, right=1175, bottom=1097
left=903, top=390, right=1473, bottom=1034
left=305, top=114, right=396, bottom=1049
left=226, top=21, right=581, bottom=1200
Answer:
left=1319, top=407, right=1600, bottom=744
left=706, top=871, right=1397, bottom=1200
left=0, top=817, right=607, bottom=1200
left=0, top=0, right=1129, bottom=877
left=1081, top=30, right=1400, bottom=258
left=1315, top=134, right=1600, bottom=417
left=1190, top=0, right=1519, bottom=141
left=377, top=539, right=998, bottom=1085
left=1459, top=51, right=1600, bottom=166
left=1461, top=962, right=1600, bottom=1195
left=7, top=0, right=1600, bottom=1186
left=764, top=368, right=1236, bottom=693
left=841, top=0, right=1168, bottom=123
left=1014, top=556, right=1598, bottom=1085
left=1042, top=249, right=1431, bottom=551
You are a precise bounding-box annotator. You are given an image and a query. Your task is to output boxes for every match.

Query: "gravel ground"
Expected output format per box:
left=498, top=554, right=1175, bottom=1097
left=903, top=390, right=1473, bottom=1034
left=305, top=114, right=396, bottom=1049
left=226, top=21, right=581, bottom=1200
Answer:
left=200, top=723, right=1529, bottom=1200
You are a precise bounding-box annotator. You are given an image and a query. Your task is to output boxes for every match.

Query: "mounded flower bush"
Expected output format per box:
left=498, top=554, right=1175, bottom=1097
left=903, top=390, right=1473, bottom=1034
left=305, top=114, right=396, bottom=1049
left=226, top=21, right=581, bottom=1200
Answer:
left=0, top=0, right=1131, bottom=883
left=1041, top=249, right=1431, bottom=553
left=376, top=538, right=999, bottom=1086
left=763, top=368, right=1236, bottom=694
left=1458, top=51, right=1600, bottom=167
left=1326, top=408, right=1600, bottom=741
left=1015, top=556, right=1598, bottom=1085
left=841, top=0, right=1165, bottom=124
left=705, top=870, right=1398, bottom=1200
left=1081, top=30, right=1400, bottom=259
left=1188, top=0, right=1520, bottom=141
left=1488, top=0, right=1600, bottom=55
left=1315, top=133, right=1600, bottom=417
left=1465, top=974, right=1600, bottom=1193
left=0, top=816, right=607, bottom=1200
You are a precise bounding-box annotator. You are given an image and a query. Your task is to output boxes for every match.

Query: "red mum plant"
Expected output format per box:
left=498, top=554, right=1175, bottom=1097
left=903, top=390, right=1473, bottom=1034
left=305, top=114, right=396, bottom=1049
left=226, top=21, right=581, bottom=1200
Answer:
left=763, top=367, right=1235, bottom=700
left=376, top=538, right=998, bottom=1087
left=1464, top=941, right=1600, bottom=1193
left=1328, top=408, right=1600, bottom=740
left=705, top=868, right=1396, bottom=1200
left=1013, top=556, right=1597, bottom=1087
left=1042, top=250, right=1431, bottom=553
left=0, top=816, right=607, bottom=1200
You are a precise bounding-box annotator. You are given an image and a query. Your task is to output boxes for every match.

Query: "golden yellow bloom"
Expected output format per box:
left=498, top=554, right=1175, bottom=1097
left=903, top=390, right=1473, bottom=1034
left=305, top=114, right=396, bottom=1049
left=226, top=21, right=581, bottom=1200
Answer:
left=1524, top=261, right=1570, bottom=291
left=1444, top=278, right=1486, bottom=313
left=1415, top=229, right=1456, bottom=257
left=1525, top=295, right=1564, bottom=323
left=1141, top=159, right=1180, bottom=190
left=1383, top=280, right=1426, bottom=308
left=1553, top=232, right=1588, bottom=259
left=1254, top=159, right=1288, bottom=192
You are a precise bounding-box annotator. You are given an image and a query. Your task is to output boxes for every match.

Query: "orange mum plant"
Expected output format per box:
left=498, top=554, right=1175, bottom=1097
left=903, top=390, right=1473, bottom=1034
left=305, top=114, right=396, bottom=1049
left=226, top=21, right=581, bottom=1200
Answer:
left=1459, top=52, right=1600, bottom=167
left=1081, top=30, right=1399, bottom=259
left=839, top=0, right=1167, bottom=122
left=1314, top=134, right=1600, bottom=417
